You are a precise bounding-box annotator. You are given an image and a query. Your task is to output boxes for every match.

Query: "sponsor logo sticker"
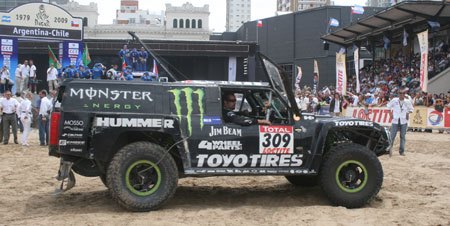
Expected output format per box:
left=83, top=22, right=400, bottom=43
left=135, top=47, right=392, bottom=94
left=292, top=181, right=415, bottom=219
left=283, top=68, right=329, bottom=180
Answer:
left=259, top=125, right=294, bottom=154
left=168, top=87, right=205, bottom=136
left=208, top=126, right=242, bottom=137
left=203, top=116, right=222, bottom=125
left=196, top=154, right=303, bottom=168
left=95, top=117, right=174, bottom=128
left=198, top=140, right=242, bottom=151
left=334, top=120, right=374, bottom=127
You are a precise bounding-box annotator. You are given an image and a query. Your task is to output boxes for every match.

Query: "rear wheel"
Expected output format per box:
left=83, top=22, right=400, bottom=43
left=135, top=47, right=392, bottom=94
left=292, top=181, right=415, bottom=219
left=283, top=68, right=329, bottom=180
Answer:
left=320, top=143, right=383, bottom=208
left=107, top=142, right=178, bottom=211
left=285, top=175, right=318, bottom=187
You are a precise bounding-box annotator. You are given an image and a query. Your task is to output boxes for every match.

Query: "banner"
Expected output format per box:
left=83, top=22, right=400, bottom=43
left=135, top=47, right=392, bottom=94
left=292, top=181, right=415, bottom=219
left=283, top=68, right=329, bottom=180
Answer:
left=417, top=30, right=428, bottom=92
left=354, top=47, right=360, bottom=93
left=313, top=59, right=319, bottom=93
left=0, top=3, right=83, bottom=41
left=61, top=41, right=83, bottom=68
left=336, top=52, right=347, bottom=95
left=0, top=36, right=18, bottom=93
left=343, top=106, right=449, bottom=129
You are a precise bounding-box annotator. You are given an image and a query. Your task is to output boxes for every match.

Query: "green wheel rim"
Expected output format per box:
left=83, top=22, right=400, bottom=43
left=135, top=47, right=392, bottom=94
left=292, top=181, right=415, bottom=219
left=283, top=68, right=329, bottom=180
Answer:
left=335, top=160, right=368, bottom=193
left=125, top=160, right=161, bottom=196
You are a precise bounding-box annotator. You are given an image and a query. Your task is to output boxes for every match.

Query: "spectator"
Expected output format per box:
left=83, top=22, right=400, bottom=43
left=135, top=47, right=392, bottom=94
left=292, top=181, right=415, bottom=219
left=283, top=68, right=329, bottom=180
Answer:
left=28, top=60, right=37, bottom=94
left=47, top=64, right=58, bottom=92
left=0, top=91, right=19, bottom=145
left=18, top=60, right=29, bottom=93
left=387, top=90, right=414, bottom=156
left=1, top=66, right=9, bottom=94
left=38, top=90, right=52, bottom=146
left=19, top=92, right=33, bottom=146
left=329, top=92, right=343, bottom=116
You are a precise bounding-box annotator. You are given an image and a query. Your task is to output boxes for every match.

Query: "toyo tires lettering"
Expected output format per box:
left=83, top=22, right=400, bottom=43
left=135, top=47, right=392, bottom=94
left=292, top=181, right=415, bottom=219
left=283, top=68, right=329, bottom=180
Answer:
left=196, top=154, right=303, bottom=167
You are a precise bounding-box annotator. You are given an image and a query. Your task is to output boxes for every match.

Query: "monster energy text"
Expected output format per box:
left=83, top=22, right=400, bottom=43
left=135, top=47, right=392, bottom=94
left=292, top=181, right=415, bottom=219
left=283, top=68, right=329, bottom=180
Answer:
left=168, top=88, right=205, bottom=136
left=70, top=87, right=153, bottom=101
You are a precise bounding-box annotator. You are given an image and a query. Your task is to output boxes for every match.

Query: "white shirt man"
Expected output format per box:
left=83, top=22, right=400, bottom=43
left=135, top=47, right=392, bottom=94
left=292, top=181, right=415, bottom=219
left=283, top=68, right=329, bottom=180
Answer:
left=39, top=95, right=52, bottom=117
left=387, top=96, right=414, bottom=125
left=1, top=93, right=19, bottom=114
left=47, top=65, right=58, bottom=92
left=19, top=62, right=30, bottom=93
left=386, top=91, right=414, bottom=156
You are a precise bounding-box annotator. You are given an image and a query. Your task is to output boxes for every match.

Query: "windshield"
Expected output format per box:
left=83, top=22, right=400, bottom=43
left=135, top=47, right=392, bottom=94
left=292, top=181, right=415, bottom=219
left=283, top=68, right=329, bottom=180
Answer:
left=261, top=58, right=286, bottom=95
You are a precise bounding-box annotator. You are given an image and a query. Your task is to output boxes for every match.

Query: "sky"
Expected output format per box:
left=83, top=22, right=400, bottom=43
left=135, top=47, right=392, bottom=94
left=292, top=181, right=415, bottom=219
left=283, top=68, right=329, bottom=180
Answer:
left=75, top=0, right=367, bottom=32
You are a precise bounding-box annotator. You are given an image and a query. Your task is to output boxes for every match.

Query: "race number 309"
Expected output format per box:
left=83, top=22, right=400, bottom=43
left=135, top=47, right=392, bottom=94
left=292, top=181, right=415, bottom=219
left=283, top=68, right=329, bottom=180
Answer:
left=259, top=125, right=294, bottom=154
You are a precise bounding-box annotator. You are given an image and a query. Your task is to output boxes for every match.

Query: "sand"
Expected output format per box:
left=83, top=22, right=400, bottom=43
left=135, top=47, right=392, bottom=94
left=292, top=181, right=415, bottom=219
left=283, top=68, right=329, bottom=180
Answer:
left=1, top=130, right=450, bottom=225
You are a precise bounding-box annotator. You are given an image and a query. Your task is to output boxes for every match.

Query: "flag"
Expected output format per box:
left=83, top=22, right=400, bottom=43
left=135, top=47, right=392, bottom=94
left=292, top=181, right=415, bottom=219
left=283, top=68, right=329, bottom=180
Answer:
left=82, top=44, right=91, bottom=66
left=402, top=28, right=408, bottom=47
left=354, top=46, right=360, bottom=93
left=417, top=30, right=428, bottom=92
left=313, top=60, right=319, bottom=94
left=71, top=20, right=80, bottom=27
left=48, top=45, right=61, bottom=69
left=295, top=66, right=302, bottom=91
left=383, top=35, right=390, bottom=49
left=152, top=59, right=159, bottom=77
left=257, top=20, right=263, bottom=28
left=313, top=60, right=319, bottom=80
left=427, top=21, right=440, bottom=32
left=336, top=52, right=347, bottom=95
left=122, top=58, right=127, bottom=71
left=1, top=15, right=11, bottom=23
left=351, top=5, right=364, bottom=14
left=390, top=0, right=397, bottom=6
left=329, top=18, right=339, bottom=27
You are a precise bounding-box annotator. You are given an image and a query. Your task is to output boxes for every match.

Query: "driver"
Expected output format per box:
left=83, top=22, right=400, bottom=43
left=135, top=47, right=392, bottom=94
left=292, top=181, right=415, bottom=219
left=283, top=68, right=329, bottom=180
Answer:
left=222, top=93, right=271, bottom=126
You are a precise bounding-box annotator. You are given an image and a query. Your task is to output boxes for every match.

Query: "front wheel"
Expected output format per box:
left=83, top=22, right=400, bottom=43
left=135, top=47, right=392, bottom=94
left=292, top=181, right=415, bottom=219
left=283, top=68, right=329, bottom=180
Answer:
left=107, top=142, right=178, bottom=211
left=320, top=143, right=383, bottom=208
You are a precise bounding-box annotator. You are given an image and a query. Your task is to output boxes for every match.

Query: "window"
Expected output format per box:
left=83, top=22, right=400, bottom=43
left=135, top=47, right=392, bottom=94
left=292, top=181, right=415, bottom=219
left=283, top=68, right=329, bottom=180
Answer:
left=186, top=19, right=190, bottom=28
left=192, top=19, right=196, bottom=28
left=198, top=19, right=202, bottom=28
left=129, top=18, right=135, bottom=24
left=173, top=19, right=178, bottom=28
left=180, top=19, right=184, bottom=28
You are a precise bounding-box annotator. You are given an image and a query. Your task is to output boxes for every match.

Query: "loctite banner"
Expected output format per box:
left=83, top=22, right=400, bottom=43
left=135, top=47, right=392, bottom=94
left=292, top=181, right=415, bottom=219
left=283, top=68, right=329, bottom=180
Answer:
left=354, top=47, right=360, bottom=93
left=417, top=30, right=428, bottom=93
left=343, top=106, right=449, bottom=129
left=336, top=52, right=347, bottom=95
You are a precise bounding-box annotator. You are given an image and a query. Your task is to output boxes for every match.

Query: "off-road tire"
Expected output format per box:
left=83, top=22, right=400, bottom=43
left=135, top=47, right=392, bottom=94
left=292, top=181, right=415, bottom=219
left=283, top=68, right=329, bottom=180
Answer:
left=107, top=142, right=178, bottom=211
left=320, top=143, right=383, bottom=208
left=285, top=175, right=318, bottom=187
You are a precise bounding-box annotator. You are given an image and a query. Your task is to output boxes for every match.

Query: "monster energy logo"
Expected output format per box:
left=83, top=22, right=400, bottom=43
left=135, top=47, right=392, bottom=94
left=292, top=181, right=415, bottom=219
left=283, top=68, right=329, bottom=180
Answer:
left=168, top=88, right=205, bottom=136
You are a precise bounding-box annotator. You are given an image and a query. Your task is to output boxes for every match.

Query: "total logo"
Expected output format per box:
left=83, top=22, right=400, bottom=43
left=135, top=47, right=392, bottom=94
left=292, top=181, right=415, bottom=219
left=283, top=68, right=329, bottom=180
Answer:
left=428, top=110, right=443, bottom=126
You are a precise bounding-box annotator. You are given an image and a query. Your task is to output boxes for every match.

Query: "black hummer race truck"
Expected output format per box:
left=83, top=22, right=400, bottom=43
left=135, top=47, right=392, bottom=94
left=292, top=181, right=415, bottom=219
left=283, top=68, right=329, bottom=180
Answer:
left=49, top=38, right=391, bottom=212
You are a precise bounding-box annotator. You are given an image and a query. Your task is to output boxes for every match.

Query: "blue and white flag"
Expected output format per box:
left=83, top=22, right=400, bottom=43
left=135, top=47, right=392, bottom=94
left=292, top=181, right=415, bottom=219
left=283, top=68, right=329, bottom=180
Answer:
left=351, top=5, right=364, bottom=15
left=329, top=18, right=339, bottom=27
left=1, top=15, right=11, bottom=23
left=427, top=21, right=440, bottom=32
left=402, top=28, right=408, bottom=47
left=383, top=35, right=390, bottom=49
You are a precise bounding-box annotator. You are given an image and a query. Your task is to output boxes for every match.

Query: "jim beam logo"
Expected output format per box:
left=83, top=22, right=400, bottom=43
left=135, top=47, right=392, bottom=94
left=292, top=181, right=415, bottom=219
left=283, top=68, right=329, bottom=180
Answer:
left=168, top=88, right=204, bottom=136
left=35, top=5, right=50, bottom=27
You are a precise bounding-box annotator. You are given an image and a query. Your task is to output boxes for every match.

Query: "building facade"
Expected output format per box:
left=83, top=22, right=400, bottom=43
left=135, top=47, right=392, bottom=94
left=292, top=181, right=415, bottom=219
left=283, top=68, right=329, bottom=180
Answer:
left=114, top=0, right=163, bottom=25
left=58, top=1, right=98, bottom=27
left=277, top=0, right=331, bottom=12
left=226, top=0, right=251, bottom=32
left=84, top=2, right=211, bottom=41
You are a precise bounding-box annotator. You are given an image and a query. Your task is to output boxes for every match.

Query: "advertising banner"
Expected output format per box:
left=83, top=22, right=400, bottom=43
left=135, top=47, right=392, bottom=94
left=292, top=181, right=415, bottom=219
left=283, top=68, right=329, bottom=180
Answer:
left=0, top=36, right=18, bottom=93
left=354, top=47, right=360, bottom=93
left=61, top=41, right=83, bottom=68
left=336, top=52, right=347, bottom=95
left=409, top=107, right=428, bottom=128
left=417, top=30, right=428, bottom=92
left=343, top=106, right=449, bottom=129
left=0, top=3, right=83, bottom=41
